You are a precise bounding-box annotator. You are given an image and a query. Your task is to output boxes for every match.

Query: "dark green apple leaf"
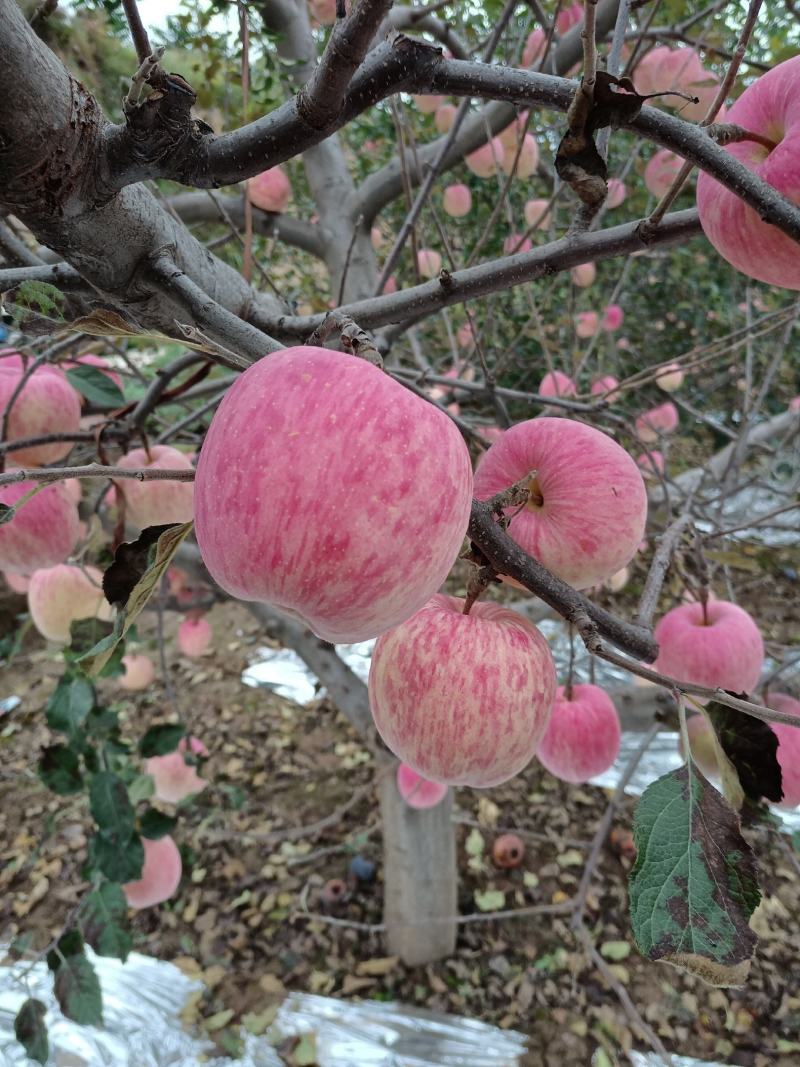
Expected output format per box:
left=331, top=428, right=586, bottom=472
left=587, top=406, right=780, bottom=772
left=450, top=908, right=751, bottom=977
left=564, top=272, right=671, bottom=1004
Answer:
left=78, top=522, right=193, bottom=677
left=90, top=771, right=136, bottom=839
left=139, top=808, right=177, bottom=840
left=52, top=950, right=103, bottom=1026
left=68, top=617, right=117, bottom=661
left=81, top=883, right=133, bottom=961
left=46, top=929, right=84, bottom=972
left=14, top=998, right=49, bottom=1065
left=629, top=764, right=760, bottom=988
left=139, top=723, right=186, bottom=758
left=89, top=831, right=145, bottom=883
left=706, top=698, right=783, bottom=804
left=38, top=745, right=83, bottom=795
left=66, top=363, right=125, bottom=407
left=46, top=674, right=95, bottom=734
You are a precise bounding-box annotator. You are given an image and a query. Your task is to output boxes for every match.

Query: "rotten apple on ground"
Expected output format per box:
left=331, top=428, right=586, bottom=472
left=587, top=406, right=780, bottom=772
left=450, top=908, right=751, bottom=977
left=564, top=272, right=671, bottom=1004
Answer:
left=537, top=684, right=621, bottom=784
left=194, top=346, right=473, bottom=644
left=369, top=595, right=556, bottom=787
left=473, top=417, right=648, bottom=590
left=119, top=653, right=156, bottom=691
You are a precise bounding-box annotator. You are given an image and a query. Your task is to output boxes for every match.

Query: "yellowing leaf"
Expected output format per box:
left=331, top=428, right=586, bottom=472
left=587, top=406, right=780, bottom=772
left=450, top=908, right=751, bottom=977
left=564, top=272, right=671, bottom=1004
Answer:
left=474, top=889, right=505, bottom=912
left=355, top=956, right=398, bottom=977
left=600, top=940, right=631, bottom=961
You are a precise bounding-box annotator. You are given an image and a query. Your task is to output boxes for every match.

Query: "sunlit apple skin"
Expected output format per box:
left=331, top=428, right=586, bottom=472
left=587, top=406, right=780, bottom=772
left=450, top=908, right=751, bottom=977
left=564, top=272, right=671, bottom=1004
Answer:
left=145, top=736, right=208, bottom=804
left=764, top=692, right=800, bottom=809
left=396, top=762, right=448, bottom=809
left=465, top=138, right=505, bottom=178
left=635, top=401, right=679, bottom=442
left=697, top=56, right=800, bottom=289
left=591, top=375, right=621, bottom=402
left=177, top=616, right=212, bottom=658
left=500, top=133, right=539, bottom=178
left=654, top=600, right=765, bottom=693
left=644, top=149, right=683, bottom=198
left=417, top=248, right=442, bottom=278
left=0, top=364, right=81, bottom=465
left=473, top=417, right=648, bottom=589
left=571, top=262, right=596, bottom=287
left=194, top=347, right=473, bottom=644
left=123, top=835, right=182, bottom=909
left=249, top=166, right=291, bottom=213
left=369, top=595, right=556, bottom=787
left=28, top=564, right=113, bottom=643
left=0, top=480, right=80, bottom=574
left=576, top=312, right=600, bottom=338
left=655, top=362, right=685, bottom=391
left=536, top=684, right=621, bottom=784
left=538, top=370, right=576, bottom=399
left=443, top=183, right=472, bottom=218
left=119, top=653, right=156, bottom=691
left=116, top=445, right=194, bottom=528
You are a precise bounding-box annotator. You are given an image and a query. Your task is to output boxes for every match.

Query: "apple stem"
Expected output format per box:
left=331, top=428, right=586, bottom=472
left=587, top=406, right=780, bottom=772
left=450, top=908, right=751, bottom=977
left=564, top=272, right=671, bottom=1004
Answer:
left=707, top=122, right=779, bottom=153
left=565, top=625, right=575, bottom=701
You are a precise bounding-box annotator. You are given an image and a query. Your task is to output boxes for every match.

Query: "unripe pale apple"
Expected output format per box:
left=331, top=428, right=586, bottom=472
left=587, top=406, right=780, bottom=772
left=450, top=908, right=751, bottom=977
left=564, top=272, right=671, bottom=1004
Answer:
left=465, top=138, right=505, bottom=178
left=538, top=370, right=577, bottom=399
left=249, top=166, right=292, bottom=213
left=500, top=133, right=539, bottom=178
left=635, top=450, right=665, bottom=480
left=537, top=683, right=621, bottom=784
left=635, top=401, right=679, bottom=442
left=396, top=762, right=448, bottom=809
left=417, top=248, right=442, bottom=278
left=369, top=595, right=556, bottom=787
left=606, top=178, right=627, bottom=208
left=576, top=312, right=600, bottom=338
left=123, top=834, right=182, bottom=909
left=591, top=375, right=621, bottom=403
left=764, top=692, right=800, bottom=808
left=116, top=445, right=194, bottom=528
left=644, top=149, right=683, bottom=198
left=443, top=183, right=472, bottom=218
left=4, top=570, right=30, bottom=594
left=0, top=480, right=80, bottom=574
left=678, top=714, right=719, bottom=778
left=0, top=365, right=81, bottom=466
left=524, top=198, right=552, bottom=229
left=120, top=653, right=156, bottom=691
left=473, top=417, right=648, bottom=589
left=434, top=104, right=458, bottom=133
left=177, top=616, right=212, bottom=658
left=653, top=600, right=764, bottom=694
left=145, top=736, right=208, bottom=804
left=503, top=233, right=532, bottom=254
left=571, top=262, right=596, bottom=287
left=492, top=834, right=524, bottom=869
left=194, top=347, right=473, bottom=643
left=655, top=362, right=685, bottom=391
left=27, top=564, right=113, bottom=643
left=602, top=304, right=624, bottom=331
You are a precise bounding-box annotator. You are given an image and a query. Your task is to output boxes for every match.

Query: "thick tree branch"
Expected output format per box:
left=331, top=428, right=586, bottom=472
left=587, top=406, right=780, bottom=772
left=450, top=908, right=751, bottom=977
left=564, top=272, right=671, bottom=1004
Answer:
left=169, top=193, right=326, bottom=259
left=385, top=5, right=469, bottom=59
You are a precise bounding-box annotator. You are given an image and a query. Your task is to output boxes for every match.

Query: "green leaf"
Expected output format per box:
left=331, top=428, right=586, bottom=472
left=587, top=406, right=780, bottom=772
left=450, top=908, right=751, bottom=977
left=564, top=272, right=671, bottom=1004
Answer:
left=38, top=744, right=83, bottom=795
left=78, top=522, right=194, bottom=677
left=81, top=883, right=133, bottom=961
left=46, top=674, right=95, bottom=734
left=139, top=808, right=178, bottom=840
left=14, top=998, right=49, bottom=1065
left=47, top=929, right=84, bottom=969
left=89, top=831, right=145, bottom=883
left=629, top=765, right=761, bottom=987
left=128, top=773, right=155, bottom=804
left=139, top=723, right=186, bottom=758
left=52, top=950, right=103, bottom=1025
left=90, top=772, right=136, bottom=838
left=66, top=364, right=125, bottom=407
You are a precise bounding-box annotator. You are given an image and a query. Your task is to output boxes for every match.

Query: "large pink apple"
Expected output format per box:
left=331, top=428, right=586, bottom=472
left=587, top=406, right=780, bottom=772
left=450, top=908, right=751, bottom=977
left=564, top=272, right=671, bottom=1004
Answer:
left=538, top=370, right=576, bottom=399
left=177, top=616, right=212, bottom=658
left=145, top=736, right=208, bottom=804
left=653, top=600, right=764, bottom=693
left=473, top=417, right=648, bottom=589
left=194, top=347, right=473, bottom=643
left=576, top=312, right=600, bottom=339
left=123, top=834, right=182, bottom=909
left=764, top=692, right=800, bottom=809
left=434, top=104, right=458, bottom=133
left=28, top=564, right=113, bottom=643
left=696, top=55, right=800, bottom=288
left=119, top=653, right=156, bottom=691
left=116, top=445, right=194, bottom=528
left=0, top=364, right=81, bottom=465
left=465, top=138, right=505, bottom=178
left=369, top=595, right=556, bottom=787
left=536, top=683, right=621, bottom=784
left=591, top=375, right=621, bottom=403
left=396, top=762, right=448, bottom=809
left=443, top=184, right=472, bottom=218
left=635, top=401, right=679, bottom=442
left=571, top=262, right=596, bottom=287
left=500, top=133, right=539, bottom=178
left=0, top=479, right=80, bottom=574
left=417, top=248, right=442, bottom=278
left=249, top=166, right=291, bottom=213
left=644, top=149, right=684, bottom=198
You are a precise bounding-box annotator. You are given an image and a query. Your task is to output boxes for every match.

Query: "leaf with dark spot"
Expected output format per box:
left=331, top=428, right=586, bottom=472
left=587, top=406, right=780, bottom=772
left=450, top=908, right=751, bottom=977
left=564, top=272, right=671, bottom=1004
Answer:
left=629, top=763, right=760, bottom=987
left=103, top=524, right=182, bottom=608
left=14, top=999, right=49, bottom=1064
left=706, top=697, right=783, bottom=804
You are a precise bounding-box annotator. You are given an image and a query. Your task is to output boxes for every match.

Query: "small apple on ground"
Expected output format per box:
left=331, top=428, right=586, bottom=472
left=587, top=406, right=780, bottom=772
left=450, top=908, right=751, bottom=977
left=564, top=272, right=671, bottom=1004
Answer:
left=145, top=737, right=208, bottom=804
left=492, top=834, right=525, bottom=869
left=536, top=684, right=621, bottom=784
left=177, top=616, right=212, bottom=658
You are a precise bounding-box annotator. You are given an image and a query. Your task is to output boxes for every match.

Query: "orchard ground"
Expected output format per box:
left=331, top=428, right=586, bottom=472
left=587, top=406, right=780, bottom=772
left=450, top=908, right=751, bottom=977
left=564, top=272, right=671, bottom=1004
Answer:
left=2, top=583, right=799, bottom=1065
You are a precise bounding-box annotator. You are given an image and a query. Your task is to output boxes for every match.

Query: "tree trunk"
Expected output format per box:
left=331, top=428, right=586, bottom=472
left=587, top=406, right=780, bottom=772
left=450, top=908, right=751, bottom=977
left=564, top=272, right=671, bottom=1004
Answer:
left=379, top=767, right=458, bottom=965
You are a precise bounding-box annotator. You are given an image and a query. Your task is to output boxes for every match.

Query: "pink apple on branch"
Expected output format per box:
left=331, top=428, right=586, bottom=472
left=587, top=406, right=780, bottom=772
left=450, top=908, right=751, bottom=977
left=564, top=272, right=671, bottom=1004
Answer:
left=538, top=370, right=576, bottom=399
left=248, top=166, right=292, bottom=213
left=635, top=450, right=665, bottom=480
left=417, top=248, right=442, bottom=278
left=635, top=401, right=679, bottom=442
left=194, top=347, right=473, bottom=643
left=177, top=616, right=212, bottom=658
left=0, top=479, right=80, bottom=574
left=4, top=570, right=30, bottom=594
left=524, top=198, right=552, bottom=230
left=644, top=149, right=684, bottom=198
left=412, top=94, right=444, bottom=115
left=653, top=600, right=764, bottom=694
left=764, top=692, right=800, bottom=809
left=369, top=595, right=556, bottom=787
left=602, top=304, right=624, bottom=332
left=503, top=233, right=532, bottom=255
left=443, top=183, right=472, bottom=218
left=123, top=834, right=182, bottom=909
left=591, top=375, right=621, bottom=402
left=396, top=763, right=448, bottom=809
left=536, top=684, right=621, bottom=784
left=145, top=736, right=208, bottom=804
left=27, top=564, right=113, bottom=643
left=473, top=417, right=648, bottom=589
left=606, top=178, right=627, bottom=208
left=576, top=312, right=600, bottom=339
left=0, top=363, right=81, bottom=466
left=500, top=133, right=539, bottom=178
left=116, top=445, right=194, bottom=528
left=498, top=111, right=529, bottom=150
